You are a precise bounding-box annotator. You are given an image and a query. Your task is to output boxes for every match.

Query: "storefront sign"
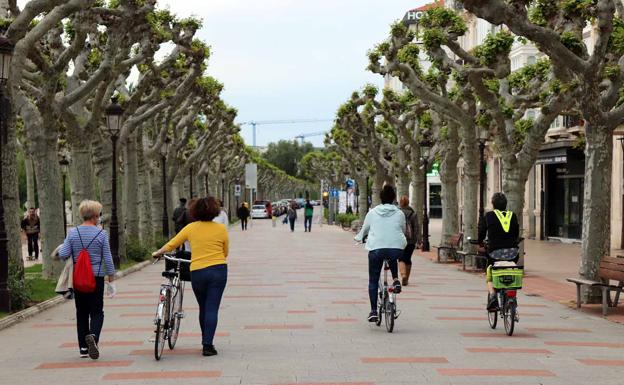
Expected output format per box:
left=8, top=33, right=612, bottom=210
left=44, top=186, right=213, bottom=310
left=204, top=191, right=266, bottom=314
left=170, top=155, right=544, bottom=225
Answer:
left=536, top=155, right=567, bottom=165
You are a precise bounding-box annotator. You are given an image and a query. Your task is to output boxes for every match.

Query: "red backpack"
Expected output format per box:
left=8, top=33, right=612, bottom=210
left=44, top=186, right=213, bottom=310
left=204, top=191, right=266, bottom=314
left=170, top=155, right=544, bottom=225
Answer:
left=72, top=228, right=103, bottom=293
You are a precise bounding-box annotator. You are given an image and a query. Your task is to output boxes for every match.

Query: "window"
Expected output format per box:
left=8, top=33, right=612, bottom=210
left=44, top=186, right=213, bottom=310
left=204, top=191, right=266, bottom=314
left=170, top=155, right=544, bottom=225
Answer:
left=527, top=55, right=536, bottom=65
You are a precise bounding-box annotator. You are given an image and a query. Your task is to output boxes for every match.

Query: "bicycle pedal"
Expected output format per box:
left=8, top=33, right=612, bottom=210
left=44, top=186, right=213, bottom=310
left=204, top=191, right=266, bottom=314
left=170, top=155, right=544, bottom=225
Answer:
left=394, top=310, right=402, bottom=319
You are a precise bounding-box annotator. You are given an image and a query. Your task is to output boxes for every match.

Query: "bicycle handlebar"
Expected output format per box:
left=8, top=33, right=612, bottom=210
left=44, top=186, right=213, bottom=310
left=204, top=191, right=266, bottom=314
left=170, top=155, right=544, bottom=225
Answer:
left=152, top=252, right=191, bottom=265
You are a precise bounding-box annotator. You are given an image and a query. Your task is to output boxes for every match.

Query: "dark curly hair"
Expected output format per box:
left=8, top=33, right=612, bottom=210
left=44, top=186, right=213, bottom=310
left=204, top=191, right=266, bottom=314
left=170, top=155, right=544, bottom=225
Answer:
left=491, top=192, right=507, bottom=211
left=380, top=184, right=396, bottom=204
left=189, top=197, right=220, bottom=221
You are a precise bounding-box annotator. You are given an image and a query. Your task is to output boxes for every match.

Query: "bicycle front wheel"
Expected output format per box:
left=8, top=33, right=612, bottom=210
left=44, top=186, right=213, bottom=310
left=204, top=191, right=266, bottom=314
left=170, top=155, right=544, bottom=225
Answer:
left=167, top=283, right=184, bottom=349
left=154, top=318, right=166, bottom=360
left=384, top=300, right=395, bottom=333
left=504, top=299, right=516, bottom=336
left=487, top=294, right=497, bottom=329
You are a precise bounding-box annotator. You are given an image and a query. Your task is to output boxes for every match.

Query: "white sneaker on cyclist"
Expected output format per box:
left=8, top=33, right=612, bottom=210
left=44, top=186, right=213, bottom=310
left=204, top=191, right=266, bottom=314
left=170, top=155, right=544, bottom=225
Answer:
left=367, top=311, right=378, bottom=322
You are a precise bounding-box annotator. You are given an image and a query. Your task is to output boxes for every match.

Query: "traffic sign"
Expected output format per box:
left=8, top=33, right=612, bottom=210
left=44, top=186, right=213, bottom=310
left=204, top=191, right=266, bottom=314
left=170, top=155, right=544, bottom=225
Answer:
left=234, top=184, right=242, bottom=197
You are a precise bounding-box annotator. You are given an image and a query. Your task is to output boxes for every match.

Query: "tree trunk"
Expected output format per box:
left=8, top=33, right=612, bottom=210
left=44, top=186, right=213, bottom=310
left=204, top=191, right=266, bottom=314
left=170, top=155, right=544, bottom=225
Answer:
left=580, top=124, right=612, bottom=302
left=150, top=162, right=165, bottom=241
left=123, top=135, right=139, bottom=240
left=4, top=121, right=25, bottom=270
left=371, top=166, right=385, bottom=207
left=357, top=175, right=368, bottom=220
left=137, top=131, right=153, bottom=244
left=92, top=139, right=113, bottom=230
left=24, top=155, right=36, bottom=209
left=410, top=149, right=424, bottom=240
left=462, top=132, right=480, bottom=249
left=68, top=140, right=96, bottom=226
left=439, top=128, right=460, bottom=246
left=31, top=141, right=64, bottom=279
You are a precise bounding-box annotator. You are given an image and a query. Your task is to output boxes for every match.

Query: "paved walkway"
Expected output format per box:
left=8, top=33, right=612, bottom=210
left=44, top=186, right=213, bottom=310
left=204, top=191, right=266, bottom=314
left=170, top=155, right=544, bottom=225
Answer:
left=2, top=212, right=624, bottom=384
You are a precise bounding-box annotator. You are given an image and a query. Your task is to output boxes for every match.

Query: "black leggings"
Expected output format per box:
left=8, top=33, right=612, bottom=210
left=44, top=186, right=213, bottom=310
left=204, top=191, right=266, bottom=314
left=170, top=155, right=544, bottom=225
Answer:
left=27, top=233, right=39, bottom=259
left=74, top=277, right=105, bottom=350
left=240, top=218, right=248, bottom=230
left=399, top=244, right=415, bottom=265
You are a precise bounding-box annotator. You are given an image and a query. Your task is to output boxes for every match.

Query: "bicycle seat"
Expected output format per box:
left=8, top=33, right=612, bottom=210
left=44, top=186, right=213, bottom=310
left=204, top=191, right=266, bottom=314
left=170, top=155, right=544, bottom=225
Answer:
left=161, top=270, right=177, bottom=279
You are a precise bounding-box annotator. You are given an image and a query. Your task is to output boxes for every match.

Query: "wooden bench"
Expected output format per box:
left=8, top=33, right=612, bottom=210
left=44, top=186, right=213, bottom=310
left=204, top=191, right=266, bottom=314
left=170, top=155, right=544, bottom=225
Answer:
left=566, top=256, right=624, bottom=316
left=458, top=249, right=488, bottom=271
left=433, top=233, right=463, bottom=263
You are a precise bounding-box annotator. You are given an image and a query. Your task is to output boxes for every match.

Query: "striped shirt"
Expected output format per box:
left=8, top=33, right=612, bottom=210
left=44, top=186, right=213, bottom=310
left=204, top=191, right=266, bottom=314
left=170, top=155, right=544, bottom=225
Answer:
left=59, top=226, right=115, bottom=277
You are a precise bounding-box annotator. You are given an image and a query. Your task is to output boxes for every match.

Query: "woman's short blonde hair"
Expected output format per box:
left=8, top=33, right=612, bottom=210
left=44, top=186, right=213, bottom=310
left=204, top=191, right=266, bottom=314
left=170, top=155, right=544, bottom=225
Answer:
left=79, top=200, right=103, bottom=221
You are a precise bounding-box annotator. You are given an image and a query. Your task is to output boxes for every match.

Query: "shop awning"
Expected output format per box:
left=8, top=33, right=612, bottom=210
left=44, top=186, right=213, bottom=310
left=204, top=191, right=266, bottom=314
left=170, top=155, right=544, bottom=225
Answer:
left=536, top=147, right=568, bottom=165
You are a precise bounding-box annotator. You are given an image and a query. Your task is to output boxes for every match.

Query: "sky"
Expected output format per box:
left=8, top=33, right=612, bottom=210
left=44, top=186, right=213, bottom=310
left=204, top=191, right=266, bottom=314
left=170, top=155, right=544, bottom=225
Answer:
left=156, top=0, right=431, bottom=147
left=17, top=0, right=431, bottom=147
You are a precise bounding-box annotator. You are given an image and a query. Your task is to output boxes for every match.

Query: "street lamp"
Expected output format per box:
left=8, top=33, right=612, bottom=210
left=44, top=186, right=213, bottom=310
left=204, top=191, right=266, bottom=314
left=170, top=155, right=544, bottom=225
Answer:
left=161, top=137, right=170, bottom=238
left=59, top=156, right=70, bottom=237
left=420, top=135, right=434, bottom=252
left=0, top=35, right=14, bottom=313
left=619, top=137, right=624, bottom=249
left=477, top=127, right=489, bottom=223
left=105, top=96, right=123, bottom=269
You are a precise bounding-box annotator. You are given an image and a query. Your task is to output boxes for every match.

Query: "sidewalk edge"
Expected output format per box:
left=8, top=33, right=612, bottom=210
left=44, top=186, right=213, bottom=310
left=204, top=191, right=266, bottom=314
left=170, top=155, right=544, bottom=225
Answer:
left=0, top=259, right=152, bottom=332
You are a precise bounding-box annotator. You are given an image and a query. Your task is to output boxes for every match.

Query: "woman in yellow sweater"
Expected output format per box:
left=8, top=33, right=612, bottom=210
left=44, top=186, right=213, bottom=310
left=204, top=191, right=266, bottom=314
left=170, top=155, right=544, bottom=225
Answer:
left=153, top=197, right=228, bottom=357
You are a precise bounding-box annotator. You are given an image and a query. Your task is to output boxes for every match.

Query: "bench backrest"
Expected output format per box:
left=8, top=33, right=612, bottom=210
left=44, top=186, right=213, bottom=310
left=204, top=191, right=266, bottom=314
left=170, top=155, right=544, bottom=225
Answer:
left=599, top=257, right=624, bottom=282
left=449, top=233, right=463, bottom=248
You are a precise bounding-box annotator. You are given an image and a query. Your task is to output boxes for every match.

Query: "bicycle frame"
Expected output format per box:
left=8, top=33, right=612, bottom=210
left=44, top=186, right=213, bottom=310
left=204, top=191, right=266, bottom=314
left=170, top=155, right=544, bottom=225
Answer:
left=379, top=259, right=396, bottom=304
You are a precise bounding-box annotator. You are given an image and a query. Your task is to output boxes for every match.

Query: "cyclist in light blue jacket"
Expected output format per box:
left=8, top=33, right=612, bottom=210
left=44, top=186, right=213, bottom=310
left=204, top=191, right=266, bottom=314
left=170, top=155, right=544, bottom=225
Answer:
left=355, top=185, right=406, bottom=323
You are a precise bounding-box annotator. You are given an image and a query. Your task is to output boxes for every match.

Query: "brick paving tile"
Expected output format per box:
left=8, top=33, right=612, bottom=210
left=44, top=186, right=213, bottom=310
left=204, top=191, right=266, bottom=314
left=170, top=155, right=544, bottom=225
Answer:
left=179, top=332, right=229, bottom=337
left=269, top=383, right=374, bottom=385
left=36, top=361, right=133, bottom=369
left=466, top=347, right=553, bottom=354
left=32, top=323, right=74, bottom=328
left=102, top=371, right=221, bottom=380
left=436, top=316, right=484, bottom=321
left=461, top=332, right=538, bottom=338
left=325, top=318, right=357, bottom=323
left=244, top=324, right=313, bottom=330
left=104, top=327, right=154, bottom=332
left=60, top=341, right=144, bottom=348
left=129, top=348, right=200, bottom=356
left=545, top=341, right=624, bottom=348
left=224, top=295, right=288, bottom=298
left=287, top=310, right=317, bottom=314
left=361, top=357, right=448, bottom=363
left=577, top=359, right=624, bottom=366
left=119, top=313, right=154, bottom=317
left=331, top=300, right=367, bottom=304
left=526, top=327, right=591, bottom=333
left=437, top=368, right=556, bottom=377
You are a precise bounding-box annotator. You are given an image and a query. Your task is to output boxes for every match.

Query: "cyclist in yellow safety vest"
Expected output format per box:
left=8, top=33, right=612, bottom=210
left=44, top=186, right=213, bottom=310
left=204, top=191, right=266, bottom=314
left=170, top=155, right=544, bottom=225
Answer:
left=477, top=192, right=520, bottom=311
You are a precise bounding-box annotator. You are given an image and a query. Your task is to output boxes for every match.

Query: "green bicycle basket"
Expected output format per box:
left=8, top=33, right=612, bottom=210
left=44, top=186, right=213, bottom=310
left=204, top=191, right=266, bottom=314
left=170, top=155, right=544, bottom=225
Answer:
left=491, top=266, right=524, bottom=289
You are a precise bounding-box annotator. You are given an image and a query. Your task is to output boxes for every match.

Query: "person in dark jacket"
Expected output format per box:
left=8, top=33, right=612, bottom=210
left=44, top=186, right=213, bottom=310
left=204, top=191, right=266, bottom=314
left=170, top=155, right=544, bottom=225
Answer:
left=172, top=198, right=188, bottom=234
left=287, top=201, right=297, bottom=232
left=303, top=200, right=313, bottom=232
left=398, top=196, right=419, bottom=286
left=21, top=207, right=41, bottom=260
left=237, top=203, right=250, bottom=230
left=477, top=192, right=520, bottom=311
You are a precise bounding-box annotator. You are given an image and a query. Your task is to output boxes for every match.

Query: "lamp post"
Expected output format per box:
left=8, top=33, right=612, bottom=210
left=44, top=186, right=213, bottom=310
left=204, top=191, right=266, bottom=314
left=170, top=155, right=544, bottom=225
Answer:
left=161, top=137, right=170, bottom=238
left=189, top=166, right=194, bottom=198
left=477, top=127, right=489, bottom=224
left=105, top=97, right=123, bottom=269
left=0, top=35, right=14, bottom=313
left=420, top=136, right=434, bottom=252
left=59, top=156, right=70, bottom=237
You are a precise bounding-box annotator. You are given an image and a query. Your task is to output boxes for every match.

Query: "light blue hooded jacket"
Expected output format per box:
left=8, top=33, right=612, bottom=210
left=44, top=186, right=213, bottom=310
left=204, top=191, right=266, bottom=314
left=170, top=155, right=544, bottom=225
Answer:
left=354, top=204, right=407, bottom=251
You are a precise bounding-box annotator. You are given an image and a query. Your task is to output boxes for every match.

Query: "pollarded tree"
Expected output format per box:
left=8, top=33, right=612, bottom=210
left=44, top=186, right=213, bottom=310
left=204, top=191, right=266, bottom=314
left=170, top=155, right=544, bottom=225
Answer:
left=419, top=7, right=575, bottom=240
left=457, top=0, right=624, bottom=300
left=369, top=21, right=481, bottom=243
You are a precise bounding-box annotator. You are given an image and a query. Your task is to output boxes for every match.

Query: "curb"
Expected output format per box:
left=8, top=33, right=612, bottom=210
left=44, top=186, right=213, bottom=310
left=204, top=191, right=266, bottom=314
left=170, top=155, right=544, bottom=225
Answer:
left=0, top=259, right=152, bottom=332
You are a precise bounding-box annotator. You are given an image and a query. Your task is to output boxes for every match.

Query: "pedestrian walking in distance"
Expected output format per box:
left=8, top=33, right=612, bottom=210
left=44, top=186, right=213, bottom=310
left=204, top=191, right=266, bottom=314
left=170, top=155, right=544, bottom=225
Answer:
left=153, top=197, right=229, bottom=357
left=21, top=207, right=41, bottom=260
left=287, top=201, right=298, bottom=232
left=237, top=202, right=250, bottom=230
left=58, top=200, right=115, bottom=359
left=172, top=198, right=188, bottom=234
left=399, top=196, right=419, bottom=286
left=304, top=199, right=314, bottom=232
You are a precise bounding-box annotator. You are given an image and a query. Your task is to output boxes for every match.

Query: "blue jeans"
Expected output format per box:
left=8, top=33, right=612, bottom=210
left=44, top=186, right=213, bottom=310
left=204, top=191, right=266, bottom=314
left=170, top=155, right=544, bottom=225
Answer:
left=368, top=249, right=401, bottom=311
left=191, top=264, right=228, bottom=346
left=304, top=216, right=312, bottom=231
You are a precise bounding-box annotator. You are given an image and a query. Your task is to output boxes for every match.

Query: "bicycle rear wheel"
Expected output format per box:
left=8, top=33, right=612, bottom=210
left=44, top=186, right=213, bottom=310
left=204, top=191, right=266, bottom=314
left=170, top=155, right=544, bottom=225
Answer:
left=376, top=290, right=384, bottom=326
left=504, top=299, right=516, bottom=336
left=167, top=282, right=184, bottom=349
left=154, top=318, right=166, bottom=360
left=384, top=300, right=395, bottom=333
left=487, top=294, right=497, bottom=329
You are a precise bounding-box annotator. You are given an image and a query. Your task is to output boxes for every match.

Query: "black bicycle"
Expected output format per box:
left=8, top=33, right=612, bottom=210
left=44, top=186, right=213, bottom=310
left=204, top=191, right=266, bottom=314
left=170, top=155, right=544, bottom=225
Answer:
left=152, top=251, right=191, bottom=360
left=375, top=258, right=400, bottom=332
left=469, top=238, right=523, bottom=336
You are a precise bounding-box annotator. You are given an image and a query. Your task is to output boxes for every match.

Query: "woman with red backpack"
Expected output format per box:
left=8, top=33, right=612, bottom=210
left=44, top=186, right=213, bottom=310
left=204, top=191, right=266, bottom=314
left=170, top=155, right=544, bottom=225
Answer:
left=59, top=200, right=115, bottom=360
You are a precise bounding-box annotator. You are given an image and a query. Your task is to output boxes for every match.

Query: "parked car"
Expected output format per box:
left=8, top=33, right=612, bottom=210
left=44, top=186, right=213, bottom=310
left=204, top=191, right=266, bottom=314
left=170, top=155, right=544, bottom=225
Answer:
left=254, top=200, right=273, bottom=217
left=251, top=204, right=270, bottom=219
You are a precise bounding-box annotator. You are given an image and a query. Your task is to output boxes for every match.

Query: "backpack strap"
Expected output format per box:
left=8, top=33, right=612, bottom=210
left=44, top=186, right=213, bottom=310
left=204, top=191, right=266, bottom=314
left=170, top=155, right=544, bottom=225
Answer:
left=87, top=229, right=105, bottom=277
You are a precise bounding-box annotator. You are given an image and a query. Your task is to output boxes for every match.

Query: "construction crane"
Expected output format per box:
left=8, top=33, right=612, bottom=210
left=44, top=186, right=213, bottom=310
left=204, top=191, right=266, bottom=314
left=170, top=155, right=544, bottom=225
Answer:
left=238, top=119, right=333, bottom=147
left=294, top=131, right=328, bottom=144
